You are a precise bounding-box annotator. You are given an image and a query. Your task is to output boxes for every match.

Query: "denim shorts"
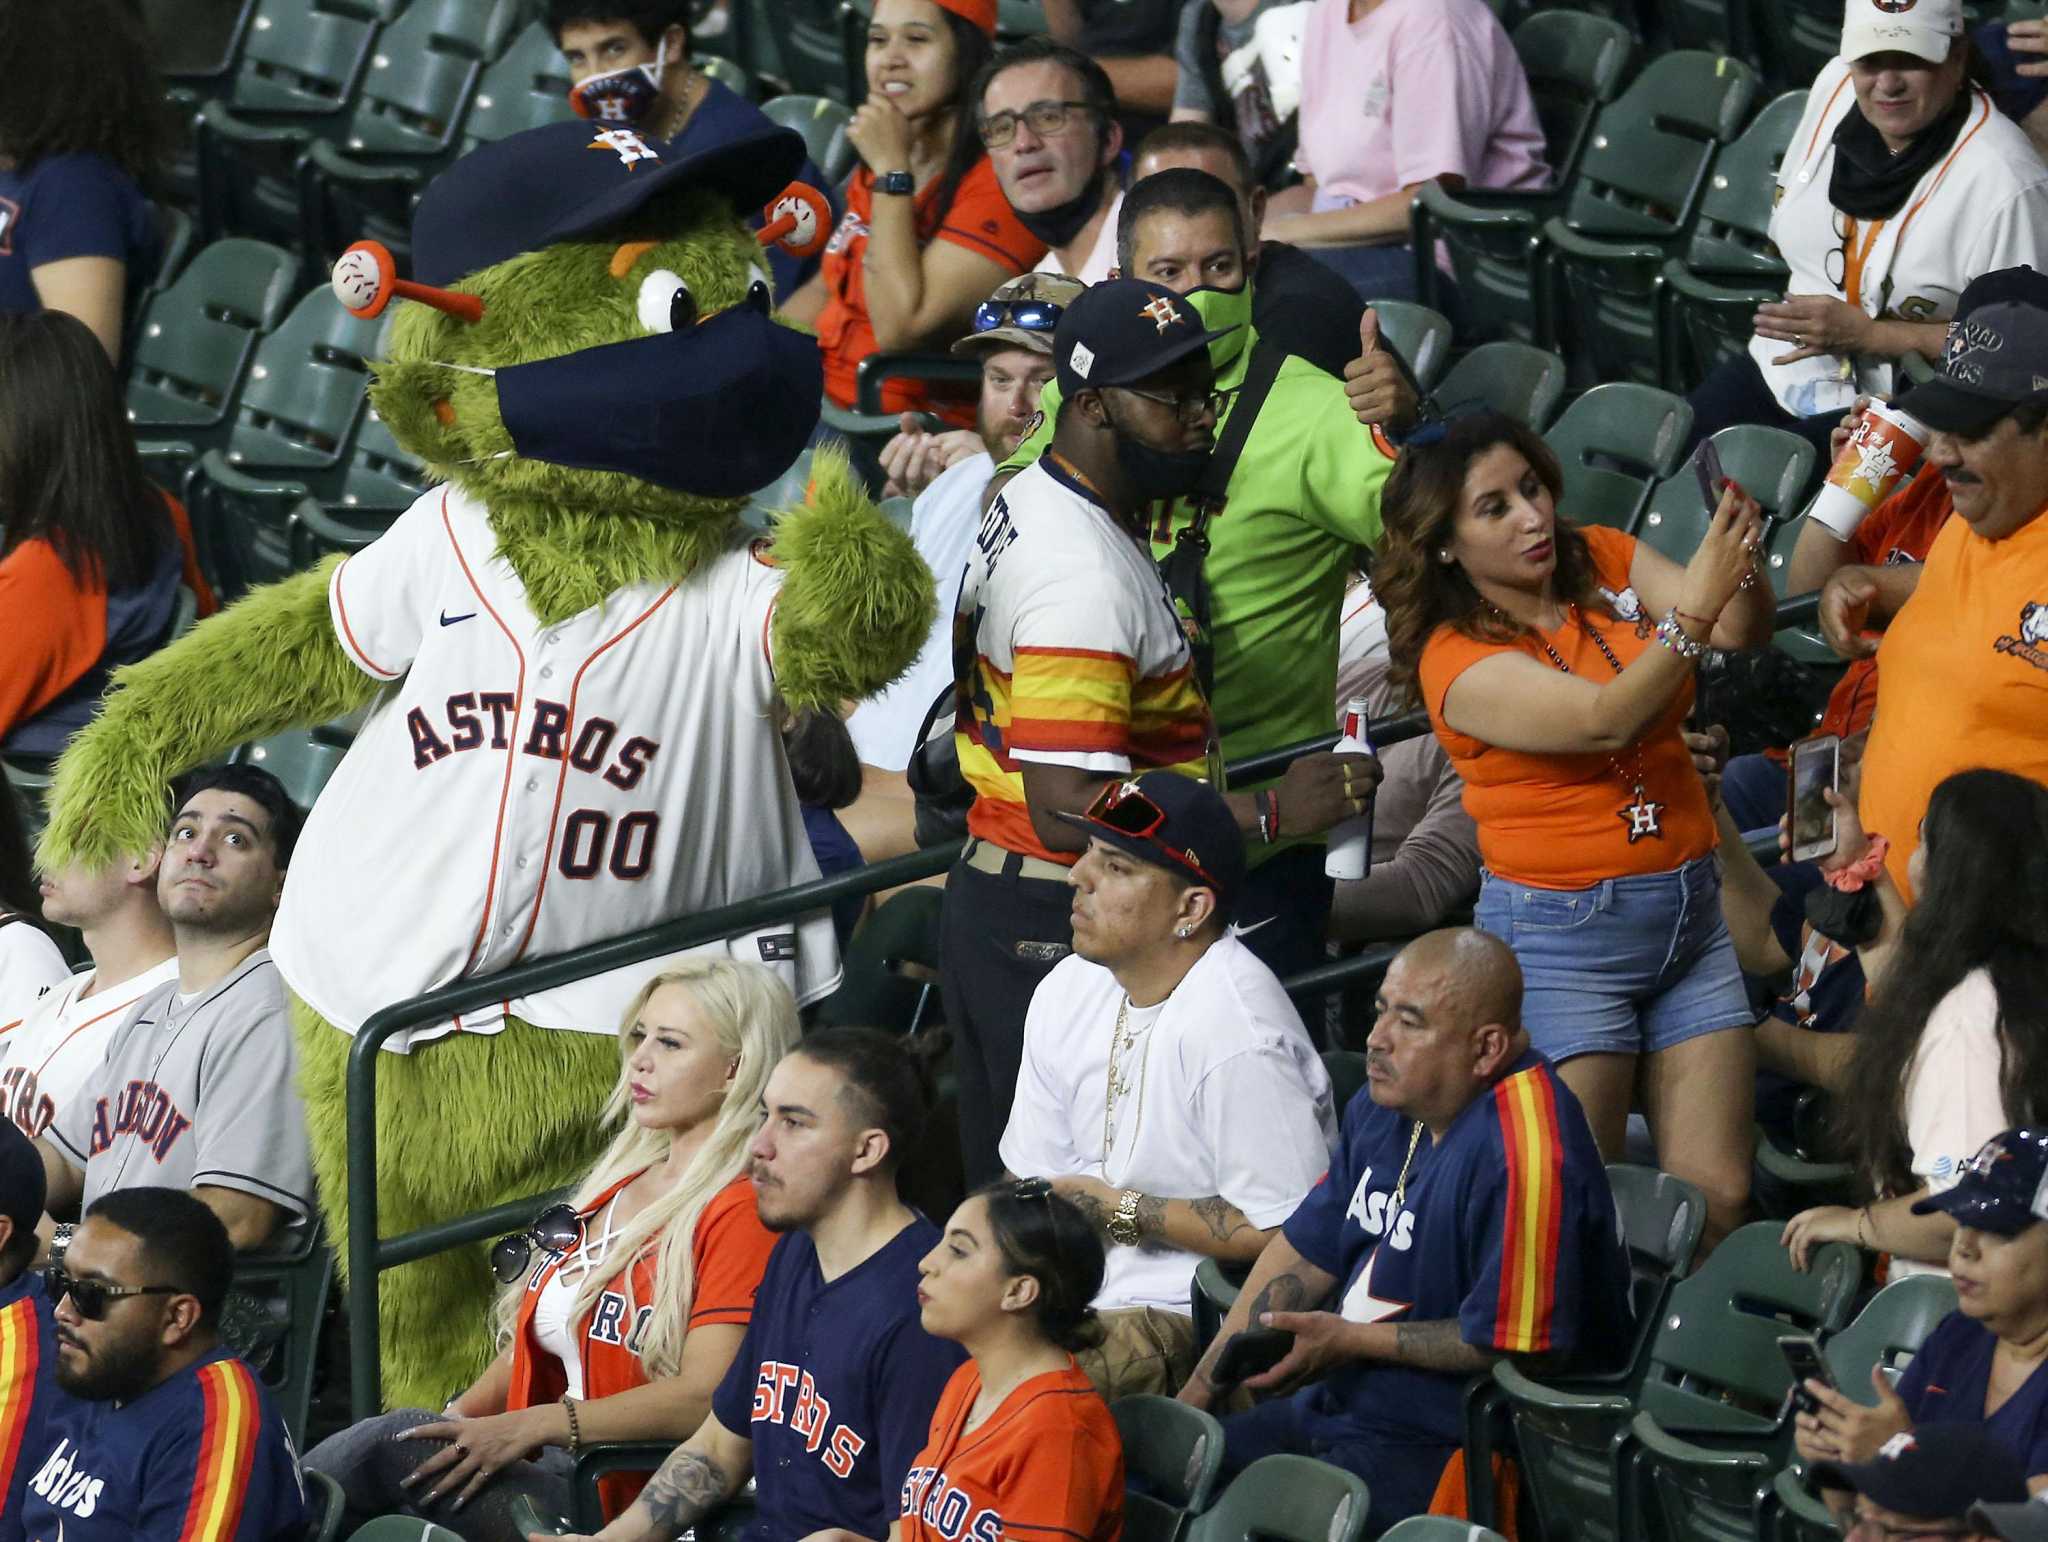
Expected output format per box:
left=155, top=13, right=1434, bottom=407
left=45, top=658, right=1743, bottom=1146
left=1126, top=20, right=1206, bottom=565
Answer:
left=1473, top=854, right=1753, bottom=1063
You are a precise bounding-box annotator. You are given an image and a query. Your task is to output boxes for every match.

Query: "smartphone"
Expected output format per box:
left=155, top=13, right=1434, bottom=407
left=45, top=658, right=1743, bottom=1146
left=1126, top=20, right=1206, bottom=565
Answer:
left=1693, top=437, right=1726, bottom=509
left=1778, top=1334, right=1835, bottom=1415
left=1788, top=733, right=1841, bottom=862
left=1214, top=1326, right=1295, bottom=1384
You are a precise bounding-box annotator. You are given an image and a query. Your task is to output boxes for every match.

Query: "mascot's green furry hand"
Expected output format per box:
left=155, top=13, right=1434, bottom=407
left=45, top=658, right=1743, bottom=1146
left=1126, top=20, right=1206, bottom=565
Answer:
left=40, top=171, right=931, bottom=875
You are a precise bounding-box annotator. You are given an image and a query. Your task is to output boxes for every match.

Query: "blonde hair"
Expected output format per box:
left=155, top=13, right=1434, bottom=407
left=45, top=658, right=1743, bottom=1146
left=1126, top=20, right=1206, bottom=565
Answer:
left=495, top=958, right=800, bottom=1379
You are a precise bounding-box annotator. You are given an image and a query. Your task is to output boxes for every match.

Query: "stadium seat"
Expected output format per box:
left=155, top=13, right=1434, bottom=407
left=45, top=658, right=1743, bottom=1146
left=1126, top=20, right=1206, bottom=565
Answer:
left=1627, top=1273, right=1955, bottom=1542
left=1658, top=91, right=1808, bottom=390
left=346, top=1521, right=466, bottom=1542
left=1409, top=180, right=1555, bottom=348
left=1493, top=1220, right=1860, bottom=1542
left=156, top=204, right=199, bottom=294
left=236, top=722, right=357, bottom=809
left=1545, top=381, right=1695, bottom=530
left=1637, top=424, right=1814, bottom=564
left=1433, top=341, right=1567, bottom=429
left=813, top=887, right=944, bottom=1033
left=193, top=0, right=398, bottom=243
left=761, top=93, right=858, bottom=185
left=1190, top=1256, right=1246, bottom=1354
left=1766, top=1464, right=1843, bottom=1542
left=1187, top=1454, right=1371, bottom=1542
left=1637, top=0, right=1750, bottom=55
left=996, top=0, right=1050, bottom=36
left=329, top=410, right=432, bottom=517
left=218, top=287, right=387, bottom=477
left=143, top=0, right=261, bottom=102
left=1753, top=1088, right=1859, bottom=1220
left=461, top=21, right=577, bottom=150
left=223, top=1220, right=336, bottom=1445
left=1749, top=0, right=1854, bottom=90
left=294, top=0, right=523, bottom=265
left=187, top=459, right=314, bottom=597
left=1541, top=50, right=1762, bottom=384
left=292, top=500, right=404, bottom=566
left=305, top=1467, right=345, bottom=1542
left=1511, top=9, right=1638, bottom=189
left=1381, top=1520, right=1511, bottom=1542
left=699, top=53, right=753, bottom=97
left=1367, top=298, right=1455, bottom=392
left=1321, top=1050, right=1368, bottom=1118
left=127, top=237, right=301, bottom=452
left=1112, top=1394, right=1226, bottom=1542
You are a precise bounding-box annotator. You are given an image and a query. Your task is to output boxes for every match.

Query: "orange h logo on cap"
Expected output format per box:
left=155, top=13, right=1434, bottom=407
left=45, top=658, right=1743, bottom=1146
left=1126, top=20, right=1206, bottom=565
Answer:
left=1139, top=296, right=1181, bottom=333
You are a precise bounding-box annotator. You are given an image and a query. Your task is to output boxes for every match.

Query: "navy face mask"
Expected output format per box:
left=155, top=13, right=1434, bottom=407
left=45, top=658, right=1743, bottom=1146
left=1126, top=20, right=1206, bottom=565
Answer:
left=458, top=302, right=823, bottom=499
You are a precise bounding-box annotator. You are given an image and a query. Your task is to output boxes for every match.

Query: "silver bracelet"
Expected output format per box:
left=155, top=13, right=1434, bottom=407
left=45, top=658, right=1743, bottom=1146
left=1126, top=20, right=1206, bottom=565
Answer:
left=1656, top=608, right=1708, bottom=661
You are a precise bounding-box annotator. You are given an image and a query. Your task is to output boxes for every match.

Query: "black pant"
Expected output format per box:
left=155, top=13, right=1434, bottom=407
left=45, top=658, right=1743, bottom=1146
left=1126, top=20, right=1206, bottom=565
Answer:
left=1235, top=845, right=1335, bottom=1002
left=1686, top=352, right=1844, bottom=469
left=938, top=852, right=1075, bottom=1187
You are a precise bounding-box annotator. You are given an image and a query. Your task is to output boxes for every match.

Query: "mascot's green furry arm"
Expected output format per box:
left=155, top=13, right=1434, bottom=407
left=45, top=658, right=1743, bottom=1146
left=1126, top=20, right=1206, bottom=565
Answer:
left=38, top=121, right=930, bottom=1410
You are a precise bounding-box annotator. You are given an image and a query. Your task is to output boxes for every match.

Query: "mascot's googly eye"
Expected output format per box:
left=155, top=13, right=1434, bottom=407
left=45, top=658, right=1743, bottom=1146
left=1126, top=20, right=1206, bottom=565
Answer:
left=637, top=269, right=699, bottom=334
left=746, top=263, right=772, bottom=315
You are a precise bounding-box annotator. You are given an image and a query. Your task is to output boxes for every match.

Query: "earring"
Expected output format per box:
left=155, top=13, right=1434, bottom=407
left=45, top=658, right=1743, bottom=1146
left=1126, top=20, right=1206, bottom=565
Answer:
left=1176, top=925, right=1192, bottom=939
left=1437, top=549, right=1453, bottom=564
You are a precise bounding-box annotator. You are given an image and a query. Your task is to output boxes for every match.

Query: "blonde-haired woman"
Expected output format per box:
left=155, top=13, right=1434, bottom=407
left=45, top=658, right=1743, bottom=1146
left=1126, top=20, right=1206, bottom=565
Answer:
left=304, top=959, right=800, bottom=1541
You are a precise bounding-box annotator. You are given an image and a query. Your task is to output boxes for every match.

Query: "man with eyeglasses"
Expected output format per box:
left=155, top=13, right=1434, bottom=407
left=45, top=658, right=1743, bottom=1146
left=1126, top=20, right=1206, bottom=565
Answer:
left=993, top=166, right=1397, bottom=989
left=18, top=1187, right=308, bottom=1542
left=998, top=771, right=1335, bottom=1401
left=1811, top=1425, right=2030, bottom=1541
left=0, top=1121, right=62, bottom=1542
left=846, top=273, right=1083, bottom=862
left=942, top=276, right=1242, bottom=1186
left=977, top=40, right=1127, bottom=286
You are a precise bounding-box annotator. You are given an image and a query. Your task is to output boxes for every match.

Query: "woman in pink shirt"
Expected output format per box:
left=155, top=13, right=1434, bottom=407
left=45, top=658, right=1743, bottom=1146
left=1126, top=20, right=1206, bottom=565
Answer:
left=1263, top=0, right=1548, bottom=302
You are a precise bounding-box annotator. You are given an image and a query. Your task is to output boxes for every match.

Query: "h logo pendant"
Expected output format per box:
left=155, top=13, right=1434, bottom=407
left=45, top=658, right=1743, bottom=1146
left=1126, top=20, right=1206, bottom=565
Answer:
left=1619, top=788, right=1666, bottom=843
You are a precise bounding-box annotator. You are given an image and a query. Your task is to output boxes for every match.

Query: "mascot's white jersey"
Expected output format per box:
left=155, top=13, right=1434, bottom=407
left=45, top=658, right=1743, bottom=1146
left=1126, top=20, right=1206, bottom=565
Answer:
left=270, top=485, right=841, bottom=1051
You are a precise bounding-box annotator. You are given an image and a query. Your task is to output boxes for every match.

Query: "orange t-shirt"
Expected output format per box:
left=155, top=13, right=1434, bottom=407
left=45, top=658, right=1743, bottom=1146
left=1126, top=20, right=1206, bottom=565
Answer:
left=898, top=1361, right=1124, bottom=1542
left=1417, top=525, right=1716, bottom=889
left=507, top=1172, right=776, bottom=1519
left=0, top=489, right=216, bottom=743
left=816, top=157, right=1044, bottom=423
left=1859, top=502, right=2048, bottom=898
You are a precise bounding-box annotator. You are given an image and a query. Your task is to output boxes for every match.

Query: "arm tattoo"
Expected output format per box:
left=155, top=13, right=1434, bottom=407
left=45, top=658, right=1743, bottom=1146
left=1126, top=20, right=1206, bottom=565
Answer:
left=638, top=1448, right=732, bottom=1538
left=1065, top=1188, right=1110, bottom=1231
left=1391, top=1319, right=1496, bottom=1374
left=1186, top=1194, right=1257, bottom=1246
left=1245, top=1270, right=1313, bottom=1324
left=1133, top=1193, right=1167, bottom=1241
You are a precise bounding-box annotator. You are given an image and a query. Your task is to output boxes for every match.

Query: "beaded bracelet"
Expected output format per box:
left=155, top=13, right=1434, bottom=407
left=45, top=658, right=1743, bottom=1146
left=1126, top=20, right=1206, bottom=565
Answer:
left=561, top=1394, right=583, bottom=1452
left=1656, top=609, right=1708, bottom=661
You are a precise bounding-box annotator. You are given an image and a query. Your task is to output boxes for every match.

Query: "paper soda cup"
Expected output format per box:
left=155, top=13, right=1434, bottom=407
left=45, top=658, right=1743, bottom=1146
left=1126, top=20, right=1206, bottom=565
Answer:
left=1806, top=401, right=1929, bottom=540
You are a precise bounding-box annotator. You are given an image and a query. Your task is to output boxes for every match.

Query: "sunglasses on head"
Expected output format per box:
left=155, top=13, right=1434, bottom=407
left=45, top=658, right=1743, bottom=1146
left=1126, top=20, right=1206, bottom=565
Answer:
left=1082, top=781, right=1221, bottom=888
left=972, top=298, right=1064, bottom=336
left=44, top=1265, right=181, bottom=1322
left=489, top=1202, right=583, bottom=1284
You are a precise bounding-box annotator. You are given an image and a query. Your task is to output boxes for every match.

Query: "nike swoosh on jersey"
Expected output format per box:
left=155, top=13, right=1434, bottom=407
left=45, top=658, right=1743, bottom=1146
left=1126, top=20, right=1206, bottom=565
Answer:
left=439, top=611, right=477, bottom=626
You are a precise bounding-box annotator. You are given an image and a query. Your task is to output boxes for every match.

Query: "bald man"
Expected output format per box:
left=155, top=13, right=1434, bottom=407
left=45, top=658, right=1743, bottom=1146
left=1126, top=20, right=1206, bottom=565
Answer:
left=1178, top=929, right=1631, bottom=1532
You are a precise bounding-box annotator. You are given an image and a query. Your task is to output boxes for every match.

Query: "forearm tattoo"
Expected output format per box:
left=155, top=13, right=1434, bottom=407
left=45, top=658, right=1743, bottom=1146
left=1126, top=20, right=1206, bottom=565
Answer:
left=638, top=1448, right=732, bottom=1538
left=1134, top=1193, right=1167, bottom=1240
left=1245, top=1270, right=1312, bottom=1325
left=1065, top=1187, right=1111, bottom=1231
left=1391, top=1319, right=1495, bottom=1374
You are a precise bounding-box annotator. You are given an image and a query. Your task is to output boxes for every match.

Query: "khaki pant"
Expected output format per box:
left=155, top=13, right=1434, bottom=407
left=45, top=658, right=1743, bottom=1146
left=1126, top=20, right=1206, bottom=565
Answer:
left=1075, top=1305, right=1199, bottom=1402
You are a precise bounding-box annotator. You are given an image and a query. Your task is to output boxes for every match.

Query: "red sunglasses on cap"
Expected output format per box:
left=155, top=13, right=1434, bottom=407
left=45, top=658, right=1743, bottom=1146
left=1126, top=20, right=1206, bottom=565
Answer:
left=1083, top=781, right=1223, bottom=889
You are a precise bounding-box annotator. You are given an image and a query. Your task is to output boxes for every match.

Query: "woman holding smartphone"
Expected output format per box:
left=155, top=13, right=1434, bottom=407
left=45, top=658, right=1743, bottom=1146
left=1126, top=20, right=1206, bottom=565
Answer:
left=1376, top=412, right=1775, bottom=1250
left=861, top=1181, right=1123, bottom=1542
left=1780, top=769, right=2048, bottom=1276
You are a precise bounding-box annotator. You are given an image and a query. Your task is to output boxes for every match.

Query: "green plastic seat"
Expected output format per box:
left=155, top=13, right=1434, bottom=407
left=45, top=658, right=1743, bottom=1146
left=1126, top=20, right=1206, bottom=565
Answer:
left=1658, top=91, right=1809, bottom=389
left=305, top=1467, right=346, bottom=1542
left=1366, top=298, right=1454, bottom=392
left=219, top=286, right=386, bottom=476
left=1112, top=1394, right=1226, bottom=1542
left=1638, top=0, right=1750, bottom=55
left=1410, top=181, right=1556, bottom=347
left=1545, top=382, right=1695, bottom=531
left=1712, top=424, right=1818, bottom=520
left=346, top=1521, right=467, bottom=1542
left=1493, top=1220, right=1861, bottom=1542
left=761, top=93, right=857, bottom=184
left=462, top=21, right=577, bottom=150
left=1381, top=1520, right=1511, bottom=1542
left=1322, top=1049, right=1368, bottom=1118
left=1187, top=1455, right=1371, bottom=1542
left=126, top=238, right=301, bottom=445
left=187, top=457, right=314, bottom=598
left=699, top=53, right=752, bottom=97
left=235, top=723, right=357, bottom=809
left=1433, top=341, right=1567, bottom=429
left=1765, top=1464, right=1842, bottom=1542
left=1542, top=50, right=1761, bottom=384
left=325, top=409, right=430, bottom=521
left=1754, top=1088, right=1860, bottom=1220
left=1190, top=1256, right=1246, bottom=1354
left=1750, top=0, right=1857, bottom=90
left=293, top=500, right=404, bottom=566
left=1511, top=9, right=1637, bottom=187
left=997, top=0, right=1049, bottom=37
left=813, top=887, right=944, bottom=1032
left=223, top=1221, right=336, bottom=1445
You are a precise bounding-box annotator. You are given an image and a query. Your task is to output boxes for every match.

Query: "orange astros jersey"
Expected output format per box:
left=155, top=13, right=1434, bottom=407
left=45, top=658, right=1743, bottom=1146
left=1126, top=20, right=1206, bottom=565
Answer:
left=898, top=1361, right=1123, bottom=1542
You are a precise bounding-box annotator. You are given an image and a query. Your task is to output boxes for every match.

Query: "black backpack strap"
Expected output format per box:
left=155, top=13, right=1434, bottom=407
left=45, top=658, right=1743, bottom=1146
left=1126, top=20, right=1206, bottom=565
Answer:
left=1159, top=341, right=1286, bottom=695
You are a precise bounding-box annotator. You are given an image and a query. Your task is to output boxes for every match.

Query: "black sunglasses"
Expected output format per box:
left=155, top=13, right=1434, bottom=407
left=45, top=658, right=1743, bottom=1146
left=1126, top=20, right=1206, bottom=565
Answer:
left=490, top=1202, right=584, bottom=1284
left=45, top=1265, right=181, bottom=1322
left=972, top=298, right=1064, bottom=336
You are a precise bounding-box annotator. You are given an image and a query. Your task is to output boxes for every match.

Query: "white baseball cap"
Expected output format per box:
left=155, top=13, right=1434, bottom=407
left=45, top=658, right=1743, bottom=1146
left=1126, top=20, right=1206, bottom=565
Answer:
left=1840, top=0, right=1963, bottom=65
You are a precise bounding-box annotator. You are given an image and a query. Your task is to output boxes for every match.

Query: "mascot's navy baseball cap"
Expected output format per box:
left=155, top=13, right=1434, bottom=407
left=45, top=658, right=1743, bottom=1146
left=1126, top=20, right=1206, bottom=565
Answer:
left=412, top=118, right=807, bottom=288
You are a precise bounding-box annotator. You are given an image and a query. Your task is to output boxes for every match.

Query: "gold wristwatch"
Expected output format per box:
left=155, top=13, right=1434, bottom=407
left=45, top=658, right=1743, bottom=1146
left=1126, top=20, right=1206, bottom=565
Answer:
left=1106, top=1189, right=1143, bottom=1248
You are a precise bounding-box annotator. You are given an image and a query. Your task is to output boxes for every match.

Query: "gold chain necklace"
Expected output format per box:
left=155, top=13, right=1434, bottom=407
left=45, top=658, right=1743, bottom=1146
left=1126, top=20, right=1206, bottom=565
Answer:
left=1389, top=1121, right=1424, bottom=1212
left=1103, top=998, right=1152, bottom=1162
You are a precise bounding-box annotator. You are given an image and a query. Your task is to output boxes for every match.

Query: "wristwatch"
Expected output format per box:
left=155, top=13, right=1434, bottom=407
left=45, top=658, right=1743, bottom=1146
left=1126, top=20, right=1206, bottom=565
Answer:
left=1106, top=1190, right=1143, bottom=1248
left=874, top=169, right=915, bottom=197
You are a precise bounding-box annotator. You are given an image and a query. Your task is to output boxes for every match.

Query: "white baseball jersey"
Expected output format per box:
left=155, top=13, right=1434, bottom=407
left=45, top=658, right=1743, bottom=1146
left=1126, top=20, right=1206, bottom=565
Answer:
left=1756, top=61, right=2048, bottom=417
left=268, top=485, right=840, bottom=1052
left=0, top=957, right=179, bottom=1139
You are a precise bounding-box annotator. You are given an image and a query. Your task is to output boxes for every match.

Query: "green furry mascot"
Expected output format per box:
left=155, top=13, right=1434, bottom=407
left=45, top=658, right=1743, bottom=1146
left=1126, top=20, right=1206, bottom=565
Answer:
left=37, top=121, right=932, bottom=1408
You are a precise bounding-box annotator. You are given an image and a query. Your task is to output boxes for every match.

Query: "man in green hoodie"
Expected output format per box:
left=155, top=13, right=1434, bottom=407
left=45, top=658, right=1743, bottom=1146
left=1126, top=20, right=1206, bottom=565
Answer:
left=994, top=167, right=1401, bottom=987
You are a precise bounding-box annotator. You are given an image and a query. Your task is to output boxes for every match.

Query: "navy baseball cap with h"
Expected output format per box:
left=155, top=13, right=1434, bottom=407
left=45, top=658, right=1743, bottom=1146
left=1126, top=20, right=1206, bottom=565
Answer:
left=1057, top=772, right=1246, bottom=912
left=1895, top=266, right=2048, bottom=439
left=1052, top=278, right=1238, bottom=401
left=1911, top=1126, right=2048, bottom=1232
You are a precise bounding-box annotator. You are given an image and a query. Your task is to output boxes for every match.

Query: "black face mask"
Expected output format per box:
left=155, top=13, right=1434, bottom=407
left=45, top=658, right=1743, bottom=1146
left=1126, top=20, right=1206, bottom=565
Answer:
left=1014, top=160, right=1115, bottom=249
left=1102, top=394, right=1212, bottom=503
